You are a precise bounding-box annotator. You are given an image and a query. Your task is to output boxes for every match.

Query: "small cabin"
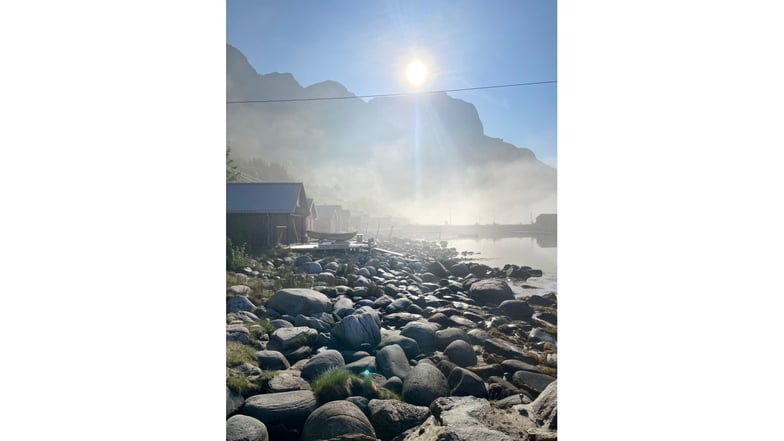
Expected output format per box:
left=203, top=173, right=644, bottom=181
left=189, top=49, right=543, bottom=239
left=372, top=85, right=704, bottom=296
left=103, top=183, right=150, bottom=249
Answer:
left=226, top=182, right=310, bottom=251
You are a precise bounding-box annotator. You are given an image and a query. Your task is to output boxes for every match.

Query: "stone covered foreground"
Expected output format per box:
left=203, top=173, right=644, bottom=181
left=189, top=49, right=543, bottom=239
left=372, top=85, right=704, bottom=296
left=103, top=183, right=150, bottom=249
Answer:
left=227, top=239, right=557, bottom=441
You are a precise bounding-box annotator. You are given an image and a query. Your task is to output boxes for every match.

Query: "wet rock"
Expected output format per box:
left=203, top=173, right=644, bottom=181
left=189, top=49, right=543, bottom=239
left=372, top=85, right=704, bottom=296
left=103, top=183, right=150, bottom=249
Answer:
left=533, top=312, right=557, bottom=327
left=483, top=338, right=538, bottom=364
left=528, top=328, right=557, bottom=344
left=449, top=263, right=470, bottom=278
left=501, top=359, right=540, bottom=375
left=333, top=296, right=355, bottom=318
left=498, top=300, right=535, bottom=320
left=427, top=312, right=450, bottom=327
left=400, top=322, right=438, bottom=355
left=442, top=340, right=477, bottom=367
left=386, top=298, right=413, bottom=314
left=401, top=362, right=449, bottom=407
left=466, top=329, right=490, bottom=345
left=434, top=328, right=470, bottom=351
left=368, top=399, right=431, bottom=441
left=424, top=261, right=449, bottom=278
left=512, top=371, right=556, bottom=395
left=468, top=365, right=505, bottom=380
left=227, top=414, right=268, bottom=441
left=301, top=400, right=377, bottom=441
left=267, top=288, right=332, bottom=316
left=255, top=350, right=290, bottom=371
left=448, top=315, right=477, bottom=328
left=301, top=350, right=346, bottom=381
left=448, top=367, right=488, bottom=398
left=467, top=279, right=515, bottom=306
left=376, top=344, right=412, bottom=380
left=526, top=295, right=555, bottom=307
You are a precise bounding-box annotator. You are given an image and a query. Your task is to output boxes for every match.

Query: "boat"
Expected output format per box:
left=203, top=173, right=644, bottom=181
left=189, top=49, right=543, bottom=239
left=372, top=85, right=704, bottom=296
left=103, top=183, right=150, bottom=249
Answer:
left=307, top=231, right=358, bottom=242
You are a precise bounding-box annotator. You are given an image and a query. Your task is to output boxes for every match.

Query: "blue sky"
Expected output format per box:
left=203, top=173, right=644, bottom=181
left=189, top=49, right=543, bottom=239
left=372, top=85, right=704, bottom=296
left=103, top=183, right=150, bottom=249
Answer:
left=227, top=0, right=557, bottom=166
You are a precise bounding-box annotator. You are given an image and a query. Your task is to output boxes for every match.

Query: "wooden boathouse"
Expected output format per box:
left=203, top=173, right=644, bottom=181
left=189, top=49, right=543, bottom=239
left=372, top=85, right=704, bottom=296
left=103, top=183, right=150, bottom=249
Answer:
left=226, top=182, right=311, bottom=251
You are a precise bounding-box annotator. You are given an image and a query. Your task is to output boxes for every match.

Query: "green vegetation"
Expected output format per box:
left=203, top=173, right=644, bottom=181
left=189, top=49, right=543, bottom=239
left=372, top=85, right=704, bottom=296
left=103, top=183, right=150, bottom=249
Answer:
left=311, top=368, right=401, bottom=403
left=226, top=341, right=257, bottom=367
left=226, top=371, right=265, bottom=397
left=227, top=238, right=254, bottom=271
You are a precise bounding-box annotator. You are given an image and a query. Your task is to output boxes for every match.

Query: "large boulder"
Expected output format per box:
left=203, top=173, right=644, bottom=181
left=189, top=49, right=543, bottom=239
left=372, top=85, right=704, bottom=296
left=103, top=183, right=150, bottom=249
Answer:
left=376, top=344, right=412, bottom=380
left=400, top=396, right=536, bottom=441
left=332, top=308, right=381, bottom=350
left=267, top=288, right=332, bottom=316
left=267, top=373, right=311, bottom=393
left=443, top=340, right=477, bottom=367
left=240, top=390, right=317, bottom=429
left=227, top=296, right=257, bottom=314
left=301, top=350, right=346, bottom=382
left=255, top=350, right=290, bottom=371
left=226, top=414, right=269, bottom=441
left=367, top=399, right=431, bottom=441
left=434, top=328, right=470, bottom=351
left=467, top=279, right=515, bottom=307
left=300, top=400, right=376, bottom=441
left=498, top=300, right=535, bottom=320
left=448, top=367, right=488, bottom=398
left=378, top=334, right=421, bottom=359
left=269, top=327, right=318, bottom=351
left=401, top=362, right=449, bottom=407
left=400, top=321, right=438, bottom=355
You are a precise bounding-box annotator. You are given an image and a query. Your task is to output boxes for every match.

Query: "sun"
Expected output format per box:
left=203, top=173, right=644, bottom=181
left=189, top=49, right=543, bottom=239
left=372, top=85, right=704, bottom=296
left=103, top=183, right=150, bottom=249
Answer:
left=405, top=59, right=428, bottom=87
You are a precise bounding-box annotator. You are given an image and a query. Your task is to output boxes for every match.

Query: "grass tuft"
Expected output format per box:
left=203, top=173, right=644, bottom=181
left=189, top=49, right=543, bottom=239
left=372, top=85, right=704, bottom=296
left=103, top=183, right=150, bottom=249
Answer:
left=226, top=342, right=257, bottom=368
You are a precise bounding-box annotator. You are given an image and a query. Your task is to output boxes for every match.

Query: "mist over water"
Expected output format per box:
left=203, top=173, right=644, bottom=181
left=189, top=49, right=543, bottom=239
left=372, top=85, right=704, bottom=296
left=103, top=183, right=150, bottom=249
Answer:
left=448, top=236, right=557, bottom=281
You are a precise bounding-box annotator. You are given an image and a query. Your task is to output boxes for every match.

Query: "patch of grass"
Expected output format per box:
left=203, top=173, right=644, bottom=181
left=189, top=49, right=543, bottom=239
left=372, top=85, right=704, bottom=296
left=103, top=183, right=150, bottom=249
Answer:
left=248, top=319, right=275, bottom=340
left=226, top=371, right=265, bottom=397
left=311, top=369, right=402, bottom=403
left=226, top=342, right=257, bottom=368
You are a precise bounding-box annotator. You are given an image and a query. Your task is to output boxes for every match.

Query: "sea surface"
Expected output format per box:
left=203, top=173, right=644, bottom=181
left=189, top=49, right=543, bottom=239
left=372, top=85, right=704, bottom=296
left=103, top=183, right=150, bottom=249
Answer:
left=446, top=236, right=557, bottom=291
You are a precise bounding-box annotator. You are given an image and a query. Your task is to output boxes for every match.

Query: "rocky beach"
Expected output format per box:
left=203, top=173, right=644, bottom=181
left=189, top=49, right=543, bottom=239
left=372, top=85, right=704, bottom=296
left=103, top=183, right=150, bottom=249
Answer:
left=226, top=238, right=557, bottom=441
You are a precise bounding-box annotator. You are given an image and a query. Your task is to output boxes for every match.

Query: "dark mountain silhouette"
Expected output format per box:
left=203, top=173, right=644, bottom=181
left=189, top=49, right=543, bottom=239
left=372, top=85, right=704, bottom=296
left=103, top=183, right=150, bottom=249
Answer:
left=226, top=44, right=556, bottom=224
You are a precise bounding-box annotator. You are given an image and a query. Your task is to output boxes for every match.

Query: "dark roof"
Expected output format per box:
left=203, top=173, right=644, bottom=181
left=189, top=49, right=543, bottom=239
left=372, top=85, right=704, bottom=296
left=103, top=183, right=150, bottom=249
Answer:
left=227, top=182, right=305, bottom=214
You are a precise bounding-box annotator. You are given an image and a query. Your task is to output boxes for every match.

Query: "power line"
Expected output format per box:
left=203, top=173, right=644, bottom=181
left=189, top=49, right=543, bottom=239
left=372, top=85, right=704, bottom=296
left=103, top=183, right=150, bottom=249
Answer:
left=226, top=80, right=556, bottom=104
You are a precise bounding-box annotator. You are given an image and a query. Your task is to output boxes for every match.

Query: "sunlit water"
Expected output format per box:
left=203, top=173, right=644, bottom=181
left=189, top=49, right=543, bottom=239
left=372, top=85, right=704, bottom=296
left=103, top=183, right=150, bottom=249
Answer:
left=446, top=236, right=557, bottom=292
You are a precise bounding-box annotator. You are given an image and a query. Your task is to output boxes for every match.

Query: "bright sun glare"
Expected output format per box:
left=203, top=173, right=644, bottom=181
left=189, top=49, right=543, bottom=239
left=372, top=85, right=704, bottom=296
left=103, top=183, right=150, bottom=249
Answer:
left=405, top=60, right=428, bottom=87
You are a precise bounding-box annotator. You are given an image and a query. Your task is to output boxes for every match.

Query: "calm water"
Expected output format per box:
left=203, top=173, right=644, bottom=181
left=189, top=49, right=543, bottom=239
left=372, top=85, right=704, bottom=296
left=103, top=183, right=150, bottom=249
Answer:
left=446, top=236, right=557, bottom=283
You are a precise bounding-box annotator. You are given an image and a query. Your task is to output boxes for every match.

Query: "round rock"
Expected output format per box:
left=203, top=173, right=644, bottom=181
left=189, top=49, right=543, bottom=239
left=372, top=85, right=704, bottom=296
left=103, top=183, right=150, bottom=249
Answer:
left=226, top=414, right=268, bottom=441
left=401, top=362, right=449, bottom=407
left=267, top=288, right=332, bottom=316
left=443, top=340, right=477, bottom=367
left=376, top=344, right=412, bottom=380
left=300, top=349, right=346, bottom=382
left=467, top=279, right=514, bottom=307
left=300, top=400, right=376, bottom=441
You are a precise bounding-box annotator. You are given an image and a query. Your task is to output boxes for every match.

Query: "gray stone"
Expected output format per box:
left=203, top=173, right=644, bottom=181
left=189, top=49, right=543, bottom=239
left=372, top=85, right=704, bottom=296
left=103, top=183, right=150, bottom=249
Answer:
left=227, top=296, right=257, bottom=314
left=227, top=285, right=254, bottom=296
left=434, top=328, right=470, bottom=351
left=400, top=396, right=536, bottom=441
left=448, top=367, right=488, bottom=398
left=523, top=380, right=557, bottom=430
left=467, top=279, right=515, bottom=307
left=345, top=356, right=377, bottom=375
left=498, top=300, right=535, bottom=320
left=227, top=311, right=260, bottom=323
left=378, top=334, right=421, bottom=359
left=270, top=326, right=317, bottom=351
left=294, top=314, right=332, bottom=333
left=512, top=371, right=556, bottom=395
left=318, top=272, right=336, bottom=284
left=255, top=350, right=290, bottom=371
left=500, top=359, right=540, bottom=375
left=301, top=400, right=377, bottom=441
left=483, top=338, right=538, bottom=364
left=341, top=350, right=371, bottom=364
left=333, top=309, right=381, bottom=350
left=241, top=390, right=317, bottom=429
left=301, top=349, right=346, bottom=381
left=295, top=255, right=313, bottom=266
left=533, top=312, right=557, bottom=327
left=443, top=340, right=477, bottom=367
left=448, top=315, right=477, bottom=328
left=401, top=362, right=449, bottom=407
left=267, top=373, right=310, bottom=393
left=270, top=319, right=293, bottom=329
left=400, top=321, right=438, bottom=355
left=382, top=376, right=403, bottom=395
left=466, top=329, right=490, bottom=345
left=376, top=344, right=412, bottom=380
left=449, top=263, right=470, bottom=278
left=267, top=288, right=332, bottom=316
left=368, top=399, right=431, bottom=441
left=528, top=328, right=557, bottom=344
left=333, top=296, right=355, bottom=318
left=299, top=261, right=323, bottom=274
left=227, top=386, right=244, bottom=417
left=227, top=414, right=269, bottom=441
